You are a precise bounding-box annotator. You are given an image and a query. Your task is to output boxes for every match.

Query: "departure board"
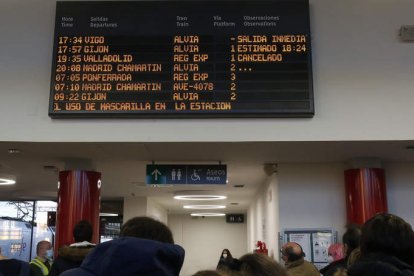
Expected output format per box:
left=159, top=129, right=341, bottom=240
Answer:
left=49, top=1, right=313, bottom=118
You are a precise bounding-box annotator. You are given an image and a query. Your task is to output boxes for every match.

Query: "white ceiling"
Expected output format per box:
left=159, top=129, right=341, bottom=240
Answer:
left=1, top=141, right=414, bottom=215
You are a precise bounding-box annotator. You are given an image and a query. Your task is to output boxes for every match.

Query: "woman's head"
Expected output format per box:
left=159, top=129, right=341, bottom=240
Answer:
left=328, top=243, right=344, bottom=262
left=221, top=249, right=233, bottom=259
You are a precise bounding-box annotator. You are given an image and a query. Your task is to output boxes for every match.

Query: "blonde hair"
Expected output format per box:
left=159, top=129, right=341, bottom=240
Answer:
left=347, top=247, right=361, bottom=266
left=333, top=268, right=347, bottom=276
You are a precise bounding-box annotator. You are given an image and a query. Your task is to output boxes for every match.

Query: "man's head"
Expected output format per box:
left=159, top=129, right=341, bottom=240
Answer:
left=120, top=216, right=174, bottom=244
left=360, top=213, right=414, bottom=265
left=73, top=220, right=93, bottom=242
left=281, top=242, right=305, bottom=264
left=36, top=241, right=52, bottom=260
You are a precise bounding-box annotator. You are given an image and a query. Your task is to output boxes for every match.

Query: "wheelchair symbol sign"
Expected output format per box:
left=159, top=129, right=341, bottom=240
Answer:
left=190, top=169, right=200, bottom=181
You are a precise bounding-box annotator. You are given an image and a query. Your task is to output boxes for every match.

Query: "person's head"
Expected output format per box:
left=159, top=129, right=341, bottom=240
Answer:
left=280, top=242, right=304, bottom=264
left=192, top=270, right=224, bottom=276
left=360, top=213, right=414, bottom=265
left=238, top=253, right=287, bottom=276
left=221, top=249, right=233, bottom=259
left=120, top=216, right=174, bottom=244
left=36, top=241, right=52, bottom=259
left=73, top=220, right=93, bottom=242
left=342, top=224, right=361, bottom=256
left=327, top=243, right=344, bottom=262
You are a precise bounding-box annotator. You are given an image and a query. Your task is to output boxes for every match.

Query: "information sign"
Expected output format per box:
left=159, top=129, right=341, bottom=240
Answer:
left=146, top=164, right=227, bottom=185
left=226, top=214, right=245, bottom=223
left=49, top=1, right=313, bottom=118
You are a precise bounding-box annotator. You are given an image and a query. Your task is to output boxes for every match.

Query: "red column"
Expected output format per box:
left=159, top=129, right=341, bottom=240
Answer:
left=344, top=168, right=387, bottom=225
left=55, top=170, right=101, bottom=254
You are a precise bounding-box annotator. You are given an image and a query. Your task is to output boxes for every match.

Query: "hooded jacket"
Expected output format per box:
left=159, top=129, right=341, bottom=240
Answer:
left=60, top=237, right=185, bottom=276
left=348, top=253, right=414, bottom=276
left=49, top=241, right=95, bottom=276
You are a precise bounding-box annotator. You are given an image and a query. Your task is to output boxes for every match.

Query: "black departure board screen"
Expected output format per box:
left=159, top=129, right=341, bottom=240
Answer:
left=49, top=1, right=313, bottom=118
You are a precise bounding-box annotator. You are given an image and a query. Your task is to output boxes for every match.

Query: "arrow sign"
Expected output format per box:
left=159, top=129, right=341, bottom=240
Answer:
left=151, top=169, right=161, bottom=181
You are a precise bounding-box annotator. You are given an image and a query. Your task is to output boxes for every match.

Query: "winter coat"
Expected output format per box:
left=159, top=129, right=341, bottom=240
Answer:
left=348, top=253, right=414, bottom=276
left=49, top=242, right=95, bottom=276
left=0, top=259, right=34, bottom=276
left=60, top=237, right=185, bottom=276
left=285, top=258, right=320, bottom=276
left=320, top=257, right=347, bottom=276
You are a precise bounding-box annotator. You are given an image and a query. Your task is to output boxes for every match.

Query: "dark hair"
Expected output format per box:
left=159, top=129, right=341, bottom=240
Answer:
left=120, top=216, right=174, bottom=244
left=220, top=249, right=233, bottom=259
left=73, top=220, right=93, bottom=242
left=342, top=224, right=362, bottom=255
left=192, top=270, right=224, bottom=276
left=360, top=213, right=414, bottom=264
left=217, top=249, right=238, bottom=271
left=239, top=253, right=287, bottom=276
left=36, top=241, right=51, bottom=254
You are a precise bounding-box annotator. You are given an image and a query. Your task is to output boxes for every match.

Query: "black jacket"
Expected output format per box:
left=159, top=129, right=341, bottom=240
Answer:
left=320, top=258, right=347, bottom=276
left=0, top=259, right=35, bottom=276
left=348, top=253, right=414, bottom=276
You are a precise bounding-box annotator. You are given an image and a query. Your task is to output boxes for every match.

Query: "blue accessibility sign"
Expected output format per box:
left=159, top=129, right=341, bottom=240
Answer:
left=146, top=164, right=227, bottom=185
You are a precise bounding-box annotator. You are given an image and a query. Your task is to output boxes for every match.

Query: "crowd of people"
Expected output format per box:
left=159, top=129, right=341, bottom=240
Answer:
left=0, top=212, right=414, bottom=275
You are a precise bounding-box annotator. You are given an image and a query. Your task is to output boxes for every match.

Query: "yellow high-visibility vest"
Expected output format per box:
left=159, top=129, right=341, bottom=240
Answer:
left=30, top=257, right=50, bottom=275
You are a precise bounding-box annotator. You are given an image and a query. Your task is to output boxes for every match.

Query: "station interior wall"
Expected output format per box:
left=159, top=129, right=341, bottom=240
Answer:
left=0, top=0, right=413, bottom=143
left=169, top=214, right=247, bottom=276
left=1, top=0, right=414, bottom=275
left=162, top=162, right=414, bottom=275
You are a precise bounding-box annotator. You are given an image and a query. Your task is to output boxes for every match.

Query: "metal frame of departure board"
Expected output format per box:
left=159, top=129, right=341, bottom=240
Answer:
left=49, top=1, right=313, bottom=118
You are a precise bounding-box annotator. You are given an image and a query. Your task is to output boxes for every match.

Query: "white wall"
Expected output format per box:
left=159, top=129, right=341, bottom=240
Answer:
left=278, top=163, right=347, bottom=238
left=162, top=162, right=414, bottom=276
left=1, top=0, right=414, bottom=143
left=147, top=197, right=168, bottom=223
left=386, top=162, right=414, bottom=226
left=123, top=196, right=148, bottom=222
left=245, top=162, right=414, bottom=260
left=247, top=174, right=280, bottom=259
left=169, top=214, right=247, bottom=276
left=123, top=196, right=168, bottom=223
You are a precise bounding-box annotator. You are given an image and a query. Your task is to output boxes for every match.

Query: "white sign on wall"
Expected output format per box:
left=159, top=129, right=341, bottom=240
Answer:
left=280, top=228, right=337, bottom=270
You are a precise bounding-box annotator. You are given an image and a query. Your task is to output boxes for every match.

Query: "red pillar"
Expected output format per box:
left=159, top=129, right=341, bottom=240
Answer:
left=344, top=168, right=387, bottom=225
left=55, top=170, right=101, bottom=254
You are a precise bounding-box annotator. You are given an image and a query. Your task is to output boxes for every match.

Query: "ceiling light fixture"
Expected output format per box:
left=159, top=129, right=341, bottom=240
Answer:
left=174, top=191, right=227, bottom=201
left=174, top=195, right=227, bottom=201
left=99, top=213, right=118, bottom=217
left=191, top=213, right=226, bottom=217
left=0, top=178, right=16, bottom=185
left=7, top=149, right=21, bottom=154
left=184, top=205, right=226, bottom=209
